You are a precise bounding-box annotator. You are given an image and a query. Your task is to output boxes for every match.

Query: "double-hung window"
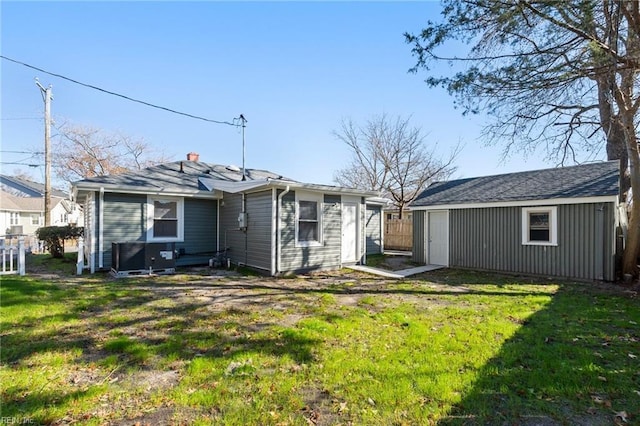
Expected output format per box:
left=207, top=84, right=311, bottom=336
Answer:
left=31, top=214, right=42, bottom=226
left=296, top=192, right=323, bottom=246
left=9, top=212, right=19, bottom=225
left=522, top=206, right=558, bottom=246
left=147, top=196, right=184, bottom=241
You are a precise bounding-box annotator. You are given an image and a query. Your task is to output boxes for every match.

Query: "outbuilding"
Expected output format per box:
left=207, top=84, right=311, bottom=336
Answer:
left=410, top=161, right=622, bottom=281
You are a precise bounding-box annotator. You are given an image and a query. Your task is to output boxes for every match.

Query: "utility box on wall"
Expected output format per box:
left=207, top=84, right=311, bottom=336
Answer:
left=111, top=242, right=176, bottom=276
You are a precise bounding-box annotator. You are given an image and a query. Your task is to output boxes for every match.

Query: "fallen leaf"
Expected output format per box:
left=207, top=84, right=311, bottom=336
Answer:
left=367, top=397, right=376, bottom=406
left=338, top=401, right=348, bottom=413
left=614, top=411, right=628, bottom=424
left=628, top=353, right=637, bottom=359
left=598, top=376, right=607, bottom=382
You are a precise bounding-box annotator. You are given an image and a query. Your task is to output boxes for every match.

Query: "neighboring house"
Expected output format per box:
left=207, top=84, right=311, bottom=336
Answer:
left=72, top=153, right=381, bottom=275
left=410, top=161, right=621, bottom=281
left=0, top=174, right=83, bottom=226
left=0, top=190, right=73, bottom=235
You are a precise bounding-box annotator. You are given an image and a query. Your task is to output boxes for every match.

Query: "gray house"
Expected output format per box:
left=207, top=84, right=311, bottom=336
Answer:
left=72, top=154, right=380, bottom=275
left=410, top=161, right=622, bottom=281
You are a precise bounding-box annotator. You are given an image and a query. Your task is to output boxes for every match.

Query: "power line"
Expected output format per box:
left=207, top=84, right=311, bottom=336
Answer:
left=1, top=55, right=240, bottom=127
left=0, top=162, right=43, bottom=167
left=0, top=150, right=44, bottom=154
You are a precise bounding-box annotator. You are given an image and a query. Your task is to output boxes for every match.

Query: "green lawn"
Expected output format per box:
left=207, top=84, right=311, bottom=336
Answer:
left=1, top=268, right=638, bottom=425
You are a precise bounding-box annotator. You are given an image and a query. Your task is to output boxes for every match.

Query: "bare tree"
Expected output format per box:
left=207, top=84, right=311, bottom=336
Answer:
left=53, top=123, right=171, bottom=184
left=334, top=114, right=459, bottom=218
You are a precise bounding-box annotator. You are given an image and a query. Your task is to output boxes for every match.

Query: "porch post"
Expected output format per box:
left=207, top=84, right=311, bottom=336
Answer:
left=77, top=237, right=84, bottom=275
left=18, top=236, right=25, bottom=276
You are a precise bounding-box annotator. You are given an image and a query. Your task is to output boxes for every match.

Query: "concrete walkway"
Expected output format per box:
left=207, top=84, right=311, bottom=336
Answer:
left=347, top=264, right=445, bottom=278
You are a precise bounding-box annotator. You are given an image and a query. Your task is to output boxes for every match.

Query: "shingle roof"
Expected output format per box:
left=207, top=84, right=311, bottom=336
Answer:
left=73, top=161, right=292, bottom=192
left=0, top=175, right=68, bottom=198
left=411, top=161, right=619, bottom=207
left=0, top=190, right=65, bottom=212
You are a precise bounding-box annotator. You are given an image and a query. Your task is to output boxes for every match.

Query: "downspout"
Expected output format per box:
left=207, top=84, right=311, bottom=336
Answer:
left=98, top=187, right=104, bottom=269
left=216, top=198, right=220, bottom=252
left=276, top=185, right=291, bottom=275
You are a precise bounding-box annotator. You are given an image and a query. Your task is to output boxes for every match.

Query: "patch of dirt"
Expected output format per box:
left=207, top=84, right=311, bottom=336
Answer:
left=120, top=370, right=180, bottom=391
left=379, top=255, right=417, bottom=271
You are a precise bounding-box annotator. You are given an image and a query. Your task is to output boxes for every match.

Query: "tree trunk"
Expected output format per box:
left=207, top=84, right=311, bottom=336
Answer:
left=620, top=112, right=640, bottom=276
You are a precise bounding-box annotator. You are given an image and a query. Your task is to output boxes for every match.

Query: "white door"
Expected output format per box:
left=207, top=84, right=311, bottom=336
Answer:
left=428, top=211, right=448, bottom=266
left=342, top=202, right=358, bottom=263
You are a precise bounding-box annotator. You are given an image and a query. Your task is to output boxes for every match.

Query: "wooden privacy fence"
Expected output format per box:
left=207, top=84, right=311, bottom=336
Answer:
left=384, top=218, right=413, bottom=251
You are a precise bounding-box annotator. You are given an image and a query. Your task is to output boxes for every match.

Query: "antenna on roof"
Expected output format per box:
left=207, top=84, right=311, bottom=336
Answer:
left=235, top=114, right=247, bottom=181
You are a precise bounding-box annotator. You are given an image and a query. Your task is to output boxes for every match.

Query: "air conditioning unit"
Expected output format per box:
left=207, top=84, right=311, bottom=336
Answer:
left=145, top=243, right=176, bottom=270
left=112, top=242, right=146, bottom=271
left=111, top=242, right=175, bottom=276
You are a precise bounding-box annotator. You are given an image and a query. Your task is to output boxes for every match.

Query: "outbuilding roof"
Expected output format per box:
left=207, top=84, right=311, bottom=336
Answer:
left=411, top=161, right=619, bottom=208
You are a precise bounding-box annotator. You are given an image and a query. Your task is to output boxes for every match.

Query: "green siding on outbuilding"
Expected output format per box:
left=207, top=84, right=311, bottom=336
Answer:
left=413, top=202, right=618, bottom=281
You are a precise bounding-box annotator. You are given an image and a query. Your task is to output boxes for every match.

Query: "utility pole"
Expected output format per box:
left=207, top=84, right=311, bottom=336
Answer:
left=36, top=78, right=53, bottom=226
left=239, top=114, right=247, bottom=181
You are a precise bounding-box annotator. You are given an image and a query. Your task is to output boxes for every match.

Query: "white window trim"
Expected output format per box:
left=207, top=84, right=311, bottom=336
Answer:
left=146, top=195, right=184, bottom=242
left=522, top=206, right=558, bottom=246
left=295, top=191, right=323, bottom=247
left=31, top=214, right=40, bottom=226
left=10, top=212, right=19, bottom=225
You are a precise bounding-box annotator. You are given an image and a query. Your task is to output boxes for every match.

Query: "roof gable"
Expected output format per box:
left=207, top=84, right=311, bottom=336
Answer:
left=0, top=175, right=68, bottom=198
left=411, top=161, right=619, bottom=207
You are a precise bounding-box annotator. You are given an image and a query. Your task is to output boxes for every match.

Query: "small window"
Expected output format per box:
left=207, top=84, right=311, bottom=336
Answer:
left=31, top=214, right=41, bottom=225
left=147, top=196, right=184, bottom=241
left=522, top=207, right=557, bottom=246
left=296, top=192, right=323, bottom=246
left=10, top=212, right=19, bottom=225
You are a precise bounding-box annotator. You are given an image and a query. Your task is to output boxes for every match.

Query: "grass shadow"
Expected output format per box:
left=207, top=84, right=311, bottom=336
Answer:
left=437, top=283, right=640, bottom=424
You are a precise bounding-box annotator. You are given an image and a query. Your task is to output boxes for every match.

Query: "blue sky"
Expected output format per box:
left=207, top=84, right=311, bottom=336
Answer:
left=1, top=1, right=565, bottom=189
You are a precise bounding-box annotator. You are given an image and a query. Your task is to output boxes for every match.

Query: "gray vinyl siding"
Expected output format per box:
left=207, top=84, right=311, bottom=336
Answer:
left=279, top=192, right=342, bottom=273
left=98, top=193, right=218, bottom=269
left=245, top=191, right=273, bottom=272
left=219, top=190, right=273, bottom=272
left=219, top=192, right=244, bottom=266
left=448, top=203, right=616, bottom=281
left=177, top=198, right=218, bottom=266
left=412, top=210, right=427, bottom=264
left=365, top=205, right=382, bottom=254
left=101, top=193, right=147, bottom=269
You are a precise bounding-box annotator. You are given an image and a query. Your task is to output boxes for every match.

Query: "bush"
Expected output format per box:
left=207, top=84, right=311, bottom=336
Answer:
left=35, top=225, right=84, bottom=258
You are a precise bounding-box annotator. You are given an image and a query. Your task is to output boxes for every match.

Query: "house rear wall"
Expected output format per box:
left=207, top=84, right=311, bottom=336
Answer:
left=100, top=193, right=217, bottom=269
left=219, top=190, right=273, bottom=272
left=279, top=191, right=342, bottom=273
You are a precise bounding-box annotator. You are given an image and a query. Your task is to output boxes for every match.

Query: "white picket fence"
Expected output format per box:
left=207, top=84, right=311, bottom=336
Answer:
left=1, top=236, right=26, bottom=276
